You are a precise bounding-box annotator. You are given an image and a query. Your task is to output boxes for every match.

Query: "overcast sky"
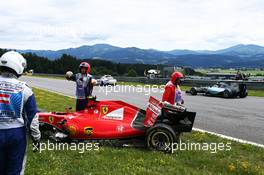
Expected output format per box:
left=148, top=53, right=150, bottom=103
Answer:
left=0, top=0, right=264, bottom=51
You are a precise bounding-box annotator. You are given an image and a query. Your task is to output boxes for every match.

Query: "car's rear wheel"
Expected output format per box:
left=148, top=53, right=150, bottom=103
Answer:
left=145, top=124, right=177, bottom=153
left=239, top=89, right=248, bottom=98
left=239, top=92, right=248, bottom=98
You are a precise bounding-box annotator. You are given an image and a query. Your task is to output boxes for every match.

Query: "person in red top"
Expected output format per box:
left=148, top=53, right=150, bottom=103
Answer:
left=162, top=71, right=191, bottom=124
left=162, top=71, right=184, bottom=105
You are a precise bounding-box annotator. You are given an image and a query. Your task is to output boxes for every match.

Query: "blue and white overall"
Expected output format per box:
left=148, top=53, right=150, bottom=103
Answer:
left=0, top=73, right=40, bottom=175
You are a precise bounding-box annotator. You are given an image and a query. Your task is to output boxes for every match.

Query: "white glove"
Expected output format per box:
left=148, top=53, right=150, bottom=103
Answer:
left=91, top=79, right=97, bottom=85
left=66, top=71, right=73, bottom=78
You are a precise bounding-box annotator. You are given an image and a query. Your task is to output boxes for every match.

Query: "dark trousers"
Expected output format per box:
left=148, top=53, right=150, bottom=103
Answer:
left=0, top=127, right=27, bottom=175
left=76, top=98, right=88, bottom=111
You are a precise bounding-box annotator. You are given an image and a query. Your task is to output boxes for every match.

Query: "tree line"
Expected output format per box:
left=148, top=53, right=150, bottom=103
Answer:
left=0, top=49, right=159, bottom=77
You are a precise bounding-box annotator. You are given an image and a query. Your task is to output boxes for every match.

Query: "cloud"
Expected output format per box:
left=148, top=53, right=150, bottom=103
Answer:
left=0, top=0, right=264, bottom=50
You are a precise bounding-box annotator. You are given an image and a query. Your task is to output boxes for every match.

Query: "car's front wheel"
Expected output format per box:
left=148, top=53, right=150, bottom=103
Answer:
left=223, top=90, right=231, bottom=98
left=39, top=123, right=60, bottom=140
left=145, top=123, right=178, bottom=152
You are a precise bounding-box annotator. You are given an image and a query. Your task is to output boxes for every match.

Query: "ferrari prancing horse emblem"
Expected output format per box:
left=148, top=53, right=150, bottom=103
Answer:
left=84, top=127, right=93, bottom=136
left=48, top=116, right=54, bottom=123
left=101, top=106, right=108, bottom=114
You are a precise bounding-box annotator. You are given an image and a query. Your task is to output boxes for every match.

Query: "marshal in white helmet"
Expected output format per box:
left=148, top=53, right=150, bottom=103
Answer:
left=0, top=51, right=27, bottom=76
left=0, top=51, right=40, bottom=175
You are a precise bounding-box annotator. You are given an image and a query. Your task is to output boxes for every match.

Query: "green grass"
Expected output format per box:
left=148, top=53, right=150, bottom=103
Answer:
left=27, top=74, right=65, bottom=80
left=248, top=90, right=264, bottom=97
left=23, top=87, right=264, bottom=175
left=33, top=87, right=75, bottom=111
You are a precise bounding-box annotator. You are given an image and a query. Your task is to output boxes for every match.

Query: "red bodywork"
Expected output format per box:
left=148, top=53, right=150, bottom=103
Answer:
left=38, top=97, right=163, bottom=140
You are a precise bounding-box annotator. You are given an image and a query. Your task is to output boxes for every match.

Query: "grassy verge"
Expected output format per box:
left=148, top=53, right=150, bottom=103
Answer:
left=248, top=90, right=264, bottom=97
left=27, top=74, right=65, bottom=80
left=34, top=87, right=75, bottom=111
left=24, top=87, right=264, bottom=175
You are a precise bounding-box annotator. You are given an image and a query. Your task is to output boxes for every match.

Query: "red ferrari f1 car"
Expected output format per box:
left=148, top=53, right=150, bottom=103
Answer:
left=38, top=96, right=196, bottom=151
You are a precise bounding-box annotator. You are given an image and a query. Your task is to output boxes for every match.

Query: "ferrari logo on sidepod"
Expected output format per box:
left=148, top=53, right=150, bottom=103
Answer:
left=48, top=116, right=54, bottom=123
left=68, top=126, right=77, bottom=135
left=101, top=106, right=108, bottom=115
left=84, top=127, right=93, bottom=136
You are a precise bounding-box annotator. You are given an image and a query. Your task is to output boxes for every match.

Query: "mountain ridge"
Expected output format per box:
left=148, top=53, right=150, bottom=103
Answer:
left=9, top=43, right=264, bottom=68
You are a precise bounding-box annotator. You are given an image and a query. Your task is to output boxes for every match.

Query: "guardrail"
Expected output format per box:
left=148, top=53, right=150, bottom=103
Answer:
left=32, top=73, right=264, bottom=90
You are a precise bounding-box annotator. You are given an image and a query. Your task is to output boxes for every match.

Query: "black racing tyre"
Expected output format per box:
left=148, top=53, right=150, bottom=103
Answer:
left=239, top=91, right=248, bottom=98
left=205, top=91, right=210, bottom=96
left=190, top=88, right=197, bottom=95
left=39, top=123, right=57, bottom=140
left=145, top=123, right=177, bottom=153
left=223, top=90, right=230, bottom=98
left=239, top=85, right=248, bottom=98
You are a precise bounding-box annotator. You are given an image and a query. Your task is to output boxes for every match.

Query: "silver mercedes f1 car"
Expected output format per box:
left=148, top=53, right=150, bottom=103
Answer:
left=186, top=82, right=248, bottom=98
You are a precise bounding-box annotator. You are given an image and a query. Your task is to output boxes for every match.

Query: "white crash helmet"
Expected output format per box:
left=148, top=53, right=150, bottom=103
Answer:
left=0, top=51, right=27, bottom=76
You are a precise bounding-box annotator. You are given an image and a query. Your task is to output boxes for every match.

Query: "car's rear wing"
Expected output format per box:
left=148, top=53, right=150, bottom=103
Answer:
left=144, top=96, right=188, bottom=127
left=144, top=96, right=196, bottom=132
left=144, top=96, right=162, bottom=127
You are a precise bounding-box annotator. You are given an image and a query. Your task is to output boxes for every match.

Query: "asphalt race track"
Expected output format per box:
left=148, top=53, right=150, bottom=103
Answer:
left=20, top=76, right=264, bottom=145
